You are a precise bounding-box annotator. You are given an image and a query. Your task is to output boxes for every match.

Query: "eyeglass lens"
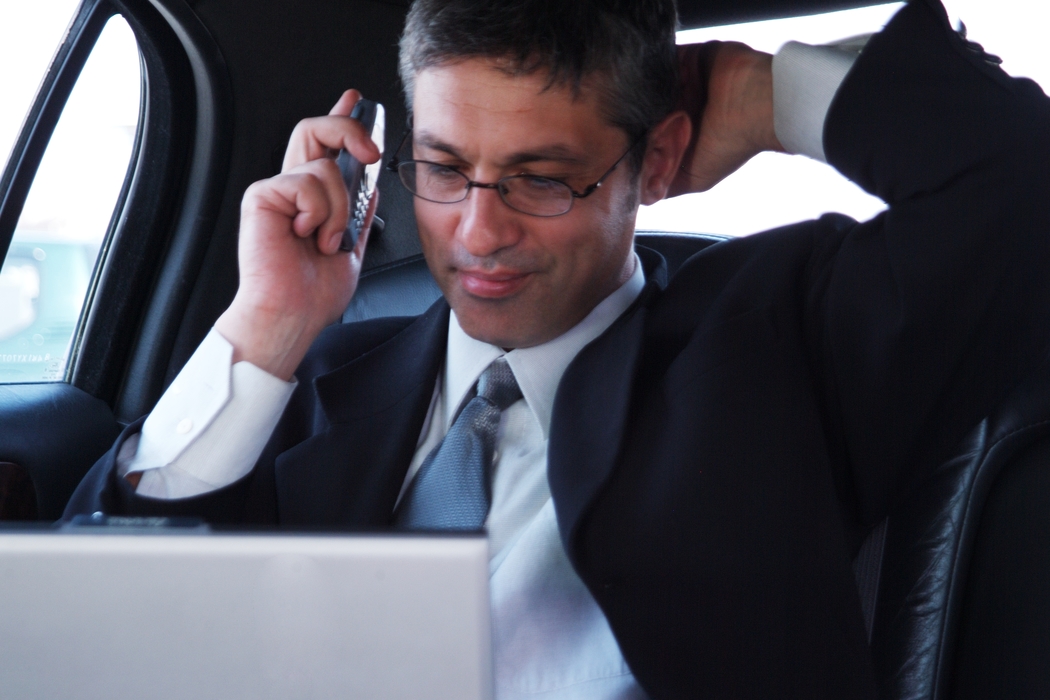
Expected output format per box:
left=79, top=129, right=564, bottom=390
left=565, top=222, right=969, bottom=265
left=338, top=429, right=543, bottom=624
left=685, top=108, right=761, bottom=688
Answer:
left=397, top=161, right=575, bottom=217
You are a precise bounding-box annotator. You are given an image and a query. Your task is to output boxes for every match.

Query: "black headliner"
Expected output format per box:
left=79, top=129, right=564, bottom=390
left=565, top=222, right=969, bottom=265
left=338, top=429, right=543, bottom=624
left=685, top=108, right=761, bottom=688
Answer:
left=374, top=0, right=893, bottom=30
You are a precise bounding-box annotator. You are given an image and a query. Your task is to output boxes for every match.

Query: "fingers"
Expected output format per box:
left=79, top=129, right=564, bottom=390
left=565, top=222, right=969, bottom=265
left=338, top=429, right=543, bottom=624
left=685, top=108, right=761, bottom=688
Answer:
left=242, top=158, right=350, bottom=254
left=328, top=89, right=359, bottom=117
left=676, top=42, right=717, bottom=132
left=293, top=160, right=351, bottom=254
left=283, top=89, right=381, bottom=172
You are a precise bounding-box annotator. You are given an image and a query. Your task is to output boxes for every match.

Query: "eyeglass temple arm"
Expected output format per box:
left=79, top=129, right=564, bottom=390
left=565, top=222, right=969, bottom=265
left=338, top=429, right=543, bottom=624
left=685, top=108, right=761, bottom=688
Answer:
left=570, top=134, right=645, bottom=199
left=386, top=128, right=413, bottom=172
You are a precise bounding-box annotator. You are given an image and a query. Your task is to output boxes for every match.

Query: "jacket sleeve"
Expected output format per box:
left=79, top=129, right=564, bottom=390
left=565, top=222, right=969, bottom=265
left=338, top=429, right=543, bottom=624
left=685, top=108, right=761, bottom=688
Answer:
left=807, top=0, right=1050, bottom=523
left=63, top=317, right=418, bottom=523
left=63, top=417, right=262, bottom=522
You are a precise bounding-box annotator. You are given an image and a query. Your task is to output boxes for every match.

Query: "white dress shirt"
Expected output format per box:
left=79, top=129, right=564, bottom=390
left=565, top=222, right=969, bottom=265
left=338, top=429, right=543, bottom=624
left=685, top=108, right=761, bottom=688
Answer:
left=117, top=38, right=863, bottom=700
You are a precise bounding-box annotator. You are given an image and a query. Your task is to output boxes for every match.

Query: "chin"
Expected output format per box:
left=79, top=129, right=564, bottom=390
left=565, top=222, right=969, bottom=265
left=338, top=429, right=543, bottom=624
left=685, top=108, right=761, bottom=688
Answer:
left=454, top=306, right=542, bottom=349
left=460, top=319, right=533, bottom=349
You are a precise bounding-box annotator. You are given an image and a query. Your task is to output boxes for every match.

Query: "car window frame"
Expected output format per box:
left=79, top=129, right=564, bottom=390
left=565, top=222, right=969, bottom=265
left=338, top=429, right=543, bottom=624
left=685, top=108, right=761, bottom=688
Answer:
left=0, top=0, right=113, bottom=265
left=0, top=0, right=232, bottom=422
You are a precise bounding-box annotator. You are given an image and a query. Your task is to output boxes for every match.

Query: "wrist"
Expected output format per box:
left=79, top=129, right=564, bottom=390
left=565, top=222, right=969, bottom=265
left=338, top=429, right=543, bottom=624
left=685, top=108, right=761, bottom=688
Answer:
left=724, top=46, right=781, bottom=154
left=214, top=298, right=322, bottom=381
left=670, top=42, right=782, bottom=197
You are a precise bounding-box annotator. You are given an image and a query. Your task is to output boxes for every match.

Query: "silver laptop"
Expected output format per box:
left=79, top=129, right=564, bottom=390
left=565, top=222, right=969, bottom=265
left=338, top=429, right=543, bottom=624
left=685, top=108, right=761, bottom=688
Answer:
left=0, top=525, right=491, bottom=700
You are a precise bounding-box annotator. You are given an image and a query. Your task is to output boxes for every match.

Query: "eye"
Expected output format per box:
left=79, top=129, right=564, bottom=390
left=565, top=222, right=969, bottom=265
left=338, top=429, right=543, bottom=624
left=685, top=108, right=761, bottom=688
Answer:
left=423, top=162, right=464, bottom=182
left=516, top=175, right=565, bottom=193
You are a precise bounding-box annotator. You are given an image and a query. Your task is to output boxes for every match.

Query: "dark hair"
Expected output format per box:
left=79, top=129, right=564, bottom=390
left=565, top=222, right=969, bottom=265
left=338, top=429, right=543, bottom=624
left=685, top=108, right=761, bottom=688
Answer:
left=399, top=0, right=680, bottom=163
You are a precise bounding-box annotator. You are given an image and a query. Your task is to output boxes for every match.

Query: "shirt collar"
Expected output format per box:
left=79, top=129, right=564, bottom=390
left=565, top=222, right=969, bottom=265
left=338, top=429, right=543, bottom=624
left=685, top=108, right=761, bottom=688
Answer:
left=444, top=253, right=646, bottom=438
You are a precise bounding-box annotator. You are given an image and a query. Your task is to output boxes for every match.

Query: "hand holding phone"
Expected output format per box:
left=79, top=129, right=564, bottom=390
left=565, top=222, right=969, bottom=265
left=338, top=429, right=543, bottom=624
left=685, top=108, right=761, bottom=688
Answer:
left=336, top=99, right=385, bottom=251
left=218, top=92, right=386, bottom=381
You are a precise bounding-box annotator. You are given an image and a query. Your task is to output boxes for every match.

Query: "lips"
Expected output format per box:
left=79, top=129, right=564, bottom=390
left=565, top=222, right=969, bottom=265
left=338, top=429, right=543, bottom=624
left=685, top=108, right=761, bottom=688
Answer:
left=458, top=268, right=532, bottom=299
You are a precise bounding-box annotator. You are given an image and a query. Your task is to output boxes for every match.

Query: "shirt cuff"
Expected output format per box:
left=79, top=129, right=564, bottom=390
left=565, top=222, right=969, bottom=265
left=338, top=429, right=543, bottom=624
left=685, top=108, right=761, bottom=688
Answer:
left=120, top=328, right=297, bottom=499
left=772, top=37, right=867, bottom=162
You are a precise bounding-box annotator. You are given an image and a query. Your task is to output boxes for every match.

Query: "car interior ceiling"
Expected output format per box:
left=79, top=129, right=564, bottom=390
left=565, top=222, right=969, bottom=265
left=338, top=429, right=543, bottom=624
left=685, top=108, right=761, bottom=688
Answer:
left=2, top=0, right=1050, bottom=698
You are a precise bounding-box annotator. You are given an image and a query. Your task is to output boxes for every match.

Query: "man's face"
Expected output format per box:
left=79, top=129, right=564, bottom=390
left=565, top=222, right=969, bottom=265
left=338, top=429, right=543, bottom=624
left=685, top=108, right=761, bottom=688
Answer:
left=410, top=59, right=641, bottom=349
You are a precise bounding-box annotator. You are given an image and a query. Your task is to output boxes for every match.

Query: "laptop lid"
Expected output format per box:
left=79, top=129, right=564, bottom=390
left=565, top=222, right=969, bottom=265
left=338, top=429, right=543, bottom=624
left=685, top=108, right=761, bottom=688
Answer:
left=0, top=528, right=491, bottom=700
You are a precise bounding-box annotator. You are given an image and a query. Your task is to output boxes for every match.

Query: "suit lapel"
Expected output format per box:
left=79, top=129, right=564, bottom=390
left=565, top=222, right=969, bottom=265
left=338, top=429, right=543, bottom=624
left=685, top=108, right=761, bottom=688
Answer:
left=274, top=300, right=450, bottom=525
left=547, top=247, right=667, bottom=554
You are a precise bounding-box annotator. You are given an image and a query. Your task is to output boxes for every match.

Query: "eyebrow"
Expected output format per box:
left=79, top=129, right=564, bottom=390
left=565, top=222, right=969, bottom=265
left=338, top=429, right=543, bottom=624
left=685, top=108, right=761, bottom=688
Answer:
left=413, top=131, right=589, bottom=168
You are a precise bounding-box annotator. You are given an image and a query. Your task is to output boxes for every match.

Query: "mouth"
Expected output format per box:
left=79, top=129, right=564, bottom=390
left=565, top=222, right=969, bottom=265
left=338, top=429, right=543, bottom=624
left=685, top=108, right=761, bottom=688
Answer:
left=457, top=268, right=533, bottom=299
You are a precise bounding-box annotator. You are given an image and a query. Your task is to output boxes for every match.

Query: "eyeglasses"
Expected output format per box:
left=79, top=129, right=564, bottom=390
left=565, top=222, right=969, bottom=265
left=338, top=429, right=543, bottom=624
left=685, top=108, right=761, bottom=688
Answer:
left=385, top=130, right=642, bottom=218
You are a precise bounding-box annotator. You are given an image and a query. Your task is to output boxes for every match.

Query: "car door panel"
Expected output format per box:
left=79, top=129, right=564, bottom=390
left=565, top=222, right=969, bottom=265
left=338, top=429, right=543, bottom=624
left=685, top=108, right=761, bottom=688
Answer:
left=0, top=384, right=119, bottom=520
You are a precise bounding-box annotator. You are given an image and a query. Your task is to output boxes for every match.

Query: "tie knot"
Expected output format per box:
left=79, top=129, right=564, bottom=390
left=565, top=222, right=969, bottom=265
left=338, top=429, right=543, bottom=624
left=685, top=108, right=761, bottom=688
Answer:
left=477, top=358, right=522, bottom=410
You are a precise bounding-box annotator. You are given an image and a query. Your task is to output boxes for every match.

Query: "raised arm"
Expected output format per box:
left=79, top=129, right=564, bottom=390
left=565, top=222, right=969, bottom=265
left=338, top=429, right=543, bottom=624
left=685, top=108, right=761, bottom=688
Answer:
left=808, top=0, right=1050, bottom=520
left=653, top=0, right=1050, bottom=522
left=66, top=91, right=382, bottom=510
left=216, top=88, right=379, bottom=381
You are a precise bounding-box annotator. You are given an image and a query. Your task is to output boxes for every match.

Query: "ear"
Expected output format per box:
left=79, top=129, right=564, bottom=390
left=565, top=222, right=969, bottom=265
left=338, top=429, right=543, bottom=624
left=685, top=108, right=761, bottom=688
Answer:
left=638, top=110, right=692, bottom=205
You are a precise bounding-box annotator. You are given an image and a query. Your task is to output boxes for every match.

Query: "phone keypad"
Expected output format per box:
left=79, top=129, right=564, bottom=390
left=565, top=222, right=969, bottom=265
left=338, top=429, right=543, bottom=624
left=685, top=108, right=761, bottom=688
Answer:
left=350, top=179, right=369, bottom=235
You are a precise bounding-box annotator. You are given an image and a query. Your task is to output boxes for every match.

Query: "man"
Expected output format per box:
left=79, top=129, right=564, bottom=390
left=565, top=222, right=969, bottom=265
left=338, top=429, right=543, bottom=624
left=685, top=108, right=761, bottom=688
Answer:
left=67, top=0, right=1050, bottom=697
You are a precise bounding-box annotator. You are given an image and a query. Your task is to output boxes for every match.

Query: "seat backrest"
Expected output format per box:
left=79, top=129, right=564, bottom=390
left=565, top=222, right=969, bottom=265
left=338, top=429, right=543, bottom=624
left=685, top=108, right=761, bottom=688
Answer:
left=865, top=350, right=1050, bottom=700
left=949, top=434, right=1050, bottom=699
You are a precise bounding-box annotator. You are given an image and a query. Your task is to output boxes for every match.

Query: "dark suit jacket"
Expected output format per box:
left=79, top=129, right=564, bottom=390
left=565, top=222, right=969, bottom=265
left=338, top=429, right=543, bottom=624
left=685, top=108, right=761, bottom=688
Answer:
left=67, top=1, right=1050, bottom=697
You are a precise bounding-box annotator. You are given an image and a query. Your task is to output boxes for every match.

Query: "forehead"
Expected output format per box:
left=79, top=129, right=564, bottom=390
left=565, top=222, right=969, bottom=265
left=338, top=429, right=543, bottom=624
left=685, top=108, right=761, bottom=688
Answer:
left=410, top=58, right=624, bottom=159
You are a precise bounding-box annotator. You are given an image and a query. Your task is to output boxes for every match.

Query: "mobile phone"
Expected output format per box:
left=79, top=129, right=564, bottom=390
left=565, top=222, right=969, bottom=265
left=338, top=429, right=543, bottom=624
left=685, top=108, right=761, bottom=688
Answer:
left=336, top=98, right=385, bottom=251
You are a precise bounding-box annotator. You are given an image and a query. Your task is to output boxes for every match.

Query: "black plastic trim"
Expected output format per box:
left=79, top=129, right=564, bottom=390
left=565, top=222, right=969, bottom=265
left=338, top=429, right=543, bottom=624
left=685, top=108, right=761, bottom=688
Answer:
left=112, top=0, right=234, bottom=423
left=69, top=0, right=233, bottom=424
left=66, top=0, right=194, bottom=406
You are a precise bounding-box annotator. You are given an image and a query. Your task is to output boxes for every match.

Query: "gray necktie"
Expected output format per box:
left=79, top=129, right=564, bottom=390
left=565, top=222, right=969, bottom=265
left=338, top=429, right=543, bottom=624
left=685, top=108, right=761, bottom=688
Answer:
left=395, top=358, right=522, bottom=530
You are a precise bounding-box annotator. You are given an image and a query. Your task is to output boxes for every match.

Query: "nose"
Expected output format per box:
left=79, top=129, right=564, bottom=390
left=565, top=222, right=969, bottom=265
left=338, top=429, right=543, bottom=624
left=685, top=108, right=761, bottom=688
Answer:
left=456, top=183, right=523, bottom=258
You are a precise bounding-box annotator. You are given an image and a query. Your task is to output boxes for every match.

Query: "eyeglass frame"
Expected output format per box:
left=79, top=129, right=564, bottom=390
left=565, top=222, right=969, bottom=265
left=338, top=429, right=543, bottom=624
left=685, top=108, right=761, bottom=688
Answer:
left=384, top=128, right=645, bottom=217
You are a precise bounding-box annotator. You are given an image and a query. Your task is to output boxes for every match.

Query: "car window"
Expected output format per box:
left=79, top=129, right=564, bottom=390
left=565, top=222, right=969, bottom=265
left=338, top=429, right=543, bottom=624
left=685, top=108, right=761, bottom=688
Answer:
left=0, top=12, right=141, bottom=383
left=0, top=1, right=82, bottom=167
left=639, top=0, right=1050, bottom=236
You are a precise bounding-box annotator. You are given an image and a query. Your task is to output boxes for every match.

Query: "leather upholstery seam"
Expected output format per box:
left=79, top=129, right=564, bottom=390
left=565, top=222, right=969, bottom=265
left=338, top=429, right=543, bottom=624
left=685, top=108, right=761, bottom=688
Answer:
left=933, top=416, right=1050, bottom=699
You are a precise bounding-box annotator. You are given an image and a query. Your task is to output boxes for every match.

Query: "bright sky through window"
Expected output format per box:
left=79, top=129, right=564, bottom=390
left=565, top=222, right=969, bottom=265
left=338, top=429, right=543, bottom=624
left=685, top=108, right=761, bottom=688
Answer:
left=639, top=0, right=1050, bottom=236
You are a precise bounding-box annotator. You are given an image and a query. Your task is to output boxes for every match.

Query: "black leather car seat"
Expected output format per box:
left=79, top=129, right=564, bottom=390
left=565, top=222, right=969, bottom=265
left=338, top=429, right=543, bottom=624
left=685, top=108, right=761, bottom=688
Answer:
left=0, top=462, right=38, bottom=520
left=866, top=348, right=1050, bottom=700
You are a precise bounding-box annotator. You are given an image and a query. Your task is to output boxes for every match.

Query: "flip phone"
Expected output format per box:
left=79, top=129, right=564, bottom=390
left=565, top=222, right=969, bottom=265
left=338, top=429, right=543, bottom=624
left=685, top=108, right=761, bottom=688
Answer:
left=337, top=98, right=385, bottom=251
